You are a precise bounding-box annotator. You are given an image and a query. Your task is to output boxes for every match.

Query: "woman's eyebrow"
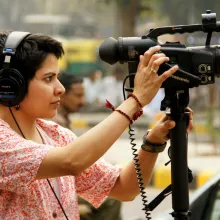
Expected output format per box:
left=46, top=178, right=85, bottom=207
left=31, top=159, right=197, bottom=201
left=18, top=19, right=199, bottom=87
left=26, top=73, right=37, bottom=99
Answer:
left=43, top=72, right=58, bottom=77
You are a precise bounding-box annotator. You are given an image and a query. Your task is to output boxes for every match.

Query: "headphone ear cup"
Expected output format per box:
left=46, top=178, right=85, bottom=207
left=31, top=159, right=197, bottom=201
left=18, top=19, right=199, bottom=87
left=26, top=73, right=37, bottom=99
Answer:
left=0, top=68, right=26, bottom=107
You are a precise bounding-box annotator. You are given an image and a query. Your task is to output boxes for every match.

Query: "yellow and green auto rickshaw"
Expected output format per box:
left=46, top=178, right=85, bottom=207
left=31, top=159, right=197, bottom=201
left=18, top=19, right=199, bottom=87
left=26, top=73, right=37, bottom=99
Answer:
left=59, top=38, right=105, bottom=76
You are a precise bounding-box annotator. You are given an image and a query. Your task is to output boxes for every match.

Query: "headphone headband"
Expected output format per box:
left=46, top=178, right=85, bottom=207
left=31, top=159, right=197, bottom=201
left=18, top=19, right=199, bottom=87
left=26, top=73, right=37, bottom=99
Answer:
left=4, top=31, right=30, bottom=50
left=3, top=32, right=30, bottom=70
left=0, top=31, right=31, bottom=107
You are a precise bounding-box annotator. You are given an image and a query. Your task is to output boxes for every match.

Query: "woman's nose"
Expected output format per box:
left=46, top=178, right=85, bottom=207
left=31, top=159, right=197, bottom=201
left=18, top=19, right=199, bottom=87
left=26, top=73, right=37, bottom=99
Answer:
left=55, top=80, right=65, bottom=95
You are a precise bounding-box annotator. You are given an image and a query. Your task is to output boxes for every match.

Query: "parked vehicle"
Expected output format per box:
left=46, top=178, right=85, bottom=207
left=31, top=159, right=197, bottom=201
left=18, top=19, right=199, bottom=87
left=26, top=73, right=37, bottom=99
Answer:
left=59, top=38, right=105, bottom=76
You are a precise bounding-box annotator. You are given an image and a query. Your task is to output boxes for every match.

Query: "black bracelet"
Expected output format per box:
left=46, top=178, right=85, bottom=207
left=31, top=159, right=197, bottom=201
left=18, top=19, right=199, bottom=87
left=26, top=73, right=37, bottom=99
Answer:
left=141, top=130, right=167, bottom=153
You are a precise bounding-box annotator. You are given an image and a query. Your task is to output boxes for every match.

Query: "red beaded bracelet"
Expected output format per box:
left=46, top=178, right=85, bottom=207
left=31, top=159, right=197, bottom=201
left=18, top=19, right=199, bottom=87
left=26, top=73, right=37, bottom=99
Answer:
left=104, top=100, right=133, bottom=124
left=104, top=98, right=143, bottom=124
left=115, top=109, right=133, bottom=124
left=127, top=93, right=143, bottom=108
left=127, top=93, right=143, bottom=121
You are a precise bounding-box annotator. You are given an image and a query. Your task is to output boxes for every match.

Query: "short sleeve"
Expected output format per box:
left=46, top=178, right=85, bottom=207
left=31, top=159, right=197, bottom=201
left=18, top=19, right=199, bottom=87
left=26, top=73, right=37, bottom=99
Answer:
left=0, top=131, right=53, bottom=192
left=75, top=159, right=122, bottom=208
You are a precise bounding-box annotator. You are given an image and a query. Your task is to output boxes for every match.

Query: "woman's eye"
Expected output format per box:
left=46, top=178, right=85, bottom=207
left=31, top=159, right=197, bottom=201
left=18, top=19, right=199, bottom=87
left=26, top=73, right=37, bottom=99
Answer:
left=45, top=76, right=53, bottom=82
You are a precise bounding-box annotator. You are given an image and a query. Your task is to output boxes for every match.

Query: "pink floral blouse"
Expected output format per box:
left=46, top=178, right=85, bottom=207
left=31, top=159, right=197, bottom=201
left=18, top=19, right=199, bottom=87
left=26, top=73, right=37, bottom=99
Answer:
left=0, top=119, right=121, bottom=220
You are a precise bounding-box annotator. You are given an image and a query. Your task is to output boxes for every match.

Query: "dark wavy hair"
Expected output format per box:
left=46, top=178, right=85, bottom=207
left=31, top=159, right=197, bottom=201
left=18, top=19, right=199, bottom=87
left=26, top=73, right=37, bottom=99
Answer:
left=0, top=30, right=64, bottom=93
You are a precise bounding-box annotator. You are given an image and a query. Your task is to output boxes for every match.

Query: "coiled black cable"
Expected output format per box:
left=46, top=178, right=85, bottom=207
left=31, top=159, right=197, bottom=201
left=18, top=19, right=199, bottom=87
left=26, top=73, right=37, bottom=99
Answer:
left=122, top=75, right=152, bottom=219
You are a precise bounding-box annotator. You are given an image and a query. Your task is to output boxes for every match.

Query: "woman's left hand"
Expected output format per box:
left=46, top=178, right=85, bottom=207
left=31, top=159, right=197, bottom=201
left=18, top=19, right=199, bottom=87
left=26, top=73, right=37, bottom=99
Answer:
left=146, top=107, right=193, bottom=144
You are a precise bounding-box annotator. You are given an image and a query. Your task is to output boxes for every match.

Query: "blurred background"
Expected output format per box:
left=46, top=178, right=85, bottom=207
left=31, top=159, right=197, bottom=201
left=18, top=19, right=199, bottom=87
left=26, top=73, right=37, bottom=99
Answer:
left=1, top=0, right=220, bottom=219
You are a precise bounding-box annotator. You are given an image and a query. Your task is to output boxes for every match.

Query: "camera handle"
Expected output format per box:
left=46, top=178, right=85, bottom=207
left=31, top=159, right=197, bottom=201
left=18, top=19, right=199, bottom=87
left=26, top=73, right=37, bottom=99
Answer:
left=145, top=10, right=220, bottom=40
left=161, top=88, right=191, bottom=219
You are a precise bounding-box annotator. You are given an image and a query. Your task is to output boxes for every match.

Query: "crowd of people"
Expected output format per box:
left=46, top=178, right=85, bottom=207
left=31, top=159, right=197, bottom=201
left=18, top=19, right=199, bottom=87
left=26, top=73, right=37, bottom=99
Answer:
left=81, top=66, right=165, bottom=120
left=81, top=67, right=124, bottom=112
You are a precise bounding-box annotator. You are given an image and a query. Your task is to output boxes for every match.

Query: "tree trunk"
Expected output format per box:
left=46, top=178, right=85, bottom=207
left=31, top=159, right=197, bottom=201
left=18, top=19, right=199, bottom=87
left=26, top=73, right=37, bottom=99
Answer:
left=117, top=0, right=138, bottom=37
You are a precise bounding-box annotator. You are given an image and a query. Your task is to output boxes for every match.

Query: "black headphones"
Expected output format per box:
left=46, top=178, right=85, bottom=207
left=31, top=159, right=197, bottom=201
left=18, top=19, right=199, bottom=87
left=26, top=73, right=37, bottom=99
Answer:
left=0, top=31, right=30, bottom=107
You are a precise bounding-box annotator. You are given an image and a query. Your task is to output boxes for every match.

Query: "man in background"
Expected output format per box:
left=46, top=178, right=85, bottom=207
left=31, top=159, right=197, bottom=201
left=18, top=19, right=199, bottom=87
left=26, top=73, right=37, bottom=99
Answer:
left=53, top=73, right=86, bottom=128
left=53, top=72, right=122, bottom=220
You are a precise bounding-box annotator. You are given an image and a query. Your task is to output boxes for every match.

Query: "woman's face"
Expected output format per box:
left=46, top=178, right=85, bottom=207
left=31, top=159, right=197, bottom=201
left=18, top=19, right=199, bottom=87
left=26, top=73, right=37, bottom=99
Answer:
left=20, top=54, right=65, bottom=119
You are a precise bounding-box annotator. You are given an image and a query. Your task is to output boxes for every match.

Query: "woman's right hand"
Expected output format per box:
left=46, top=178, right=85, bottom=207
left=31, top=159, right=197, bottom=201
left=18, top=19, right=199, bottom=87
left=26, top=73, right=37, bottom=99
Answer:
left=133, top=45, right=179, bottom=107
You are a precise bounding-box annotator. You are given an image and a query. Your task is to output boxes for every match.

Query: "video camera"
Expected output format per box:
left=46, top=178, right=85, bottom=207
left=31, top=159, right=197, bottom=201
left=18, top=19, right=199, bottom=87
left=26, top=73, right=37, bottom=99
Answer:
left=99, top=11, right=220, bottom=220
left=99, top=10, right=220, bottom=90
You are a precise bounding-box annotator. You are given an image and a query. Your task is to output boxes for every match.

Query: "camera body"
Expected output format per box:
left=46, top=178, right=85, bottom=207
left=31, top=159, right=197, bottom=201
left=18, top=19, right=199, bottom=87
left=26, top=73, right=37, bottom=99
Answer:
left=99, top=10, right=220, bottom=90
left=159, top=44, right=217, bottom=89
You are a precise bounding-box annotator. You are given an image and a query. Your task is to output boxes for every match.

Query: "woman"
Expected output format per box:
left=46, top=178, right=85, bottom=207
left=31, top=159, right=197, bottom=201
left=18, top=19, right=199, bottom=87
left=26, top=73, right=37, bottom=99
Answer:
left=0, top=31, right=192, bottom=220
